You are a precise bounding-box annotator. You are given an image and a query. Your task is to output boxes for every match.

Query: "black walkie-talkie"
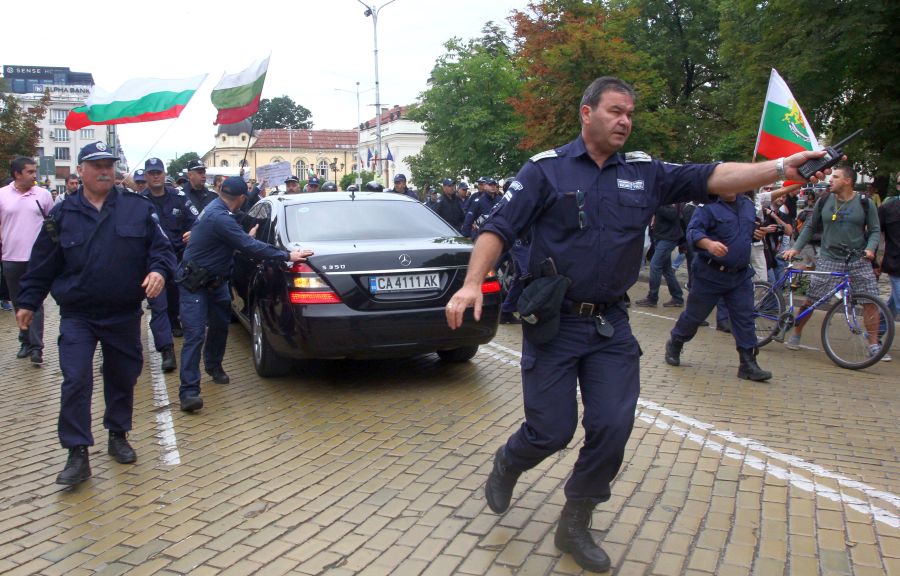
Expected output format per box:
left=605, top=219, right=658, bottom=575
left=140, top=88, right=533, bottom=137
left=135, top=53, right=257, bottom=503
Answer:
left=797, top=129, right=863, bottom=180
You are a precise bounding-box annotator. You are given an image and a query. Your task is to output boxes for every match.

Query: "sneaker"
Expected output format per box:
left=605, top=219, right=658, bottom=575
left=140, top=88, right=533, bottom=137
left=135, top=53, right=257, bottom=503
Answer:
left=784, top=335, right=801, bottom=351
left=634, top=298, right=657, bottom=308
left=867, top=344, right=892, bottom=362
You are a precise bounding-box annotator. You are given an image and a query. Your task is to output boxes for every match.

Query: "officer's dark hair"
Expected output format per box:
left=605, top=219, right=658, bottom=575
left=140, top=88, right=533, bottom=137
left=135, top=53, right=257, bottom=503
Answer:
left=9, top=156, right=36, bottom=178
left=580, top=77, right=636, bottom=112
left=834, top=164, right=856, bottom=184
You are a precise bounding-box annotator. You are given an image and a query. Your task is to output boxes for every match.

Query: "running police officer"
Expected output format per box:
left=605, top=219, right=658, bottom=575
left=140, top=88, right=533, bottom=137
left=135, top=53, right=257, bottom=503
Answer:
left=142, top=158, right=199, bottom=362
left=462, top=177, right=501, bottom=238
left=177, top=177, right=312, bottom=412
left=444, top=76, right=834, bottom=573
left=664, top=191, right=772, bottom=380
left=182, top=159, right=217, bottom=212
left=16, top=142, right=176, bottom=486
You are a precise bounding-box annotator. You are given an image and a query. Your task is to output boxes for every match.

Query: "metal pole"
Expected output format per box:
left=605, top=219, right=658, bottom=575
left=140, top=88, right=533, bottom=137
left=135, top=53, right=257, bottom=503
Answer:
left=357, top=0, right=397, bottom=185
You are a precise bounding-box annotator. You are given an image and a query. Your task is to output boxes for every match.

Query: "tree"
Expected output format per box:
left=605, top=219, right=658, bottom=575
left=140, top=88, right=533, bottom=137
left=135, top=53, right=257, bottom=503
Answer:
left=167, top=152, right=200, bottom=178
left=339, top=170, right=374, bottom=190
left=252, top=96, right=313, bottom=130
left=0, top=80, right=50, bottom=169
left=408, top=23, right=531, bottom=181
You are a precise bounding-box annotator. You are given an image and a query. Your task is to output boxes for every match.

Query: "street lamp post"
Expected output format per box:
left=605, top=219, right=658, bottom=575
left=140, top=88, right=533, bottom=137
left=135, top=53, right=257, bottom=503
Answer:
left=336, top=82, right=373, bottom=188
left=357, top=0, right=397, bottom=184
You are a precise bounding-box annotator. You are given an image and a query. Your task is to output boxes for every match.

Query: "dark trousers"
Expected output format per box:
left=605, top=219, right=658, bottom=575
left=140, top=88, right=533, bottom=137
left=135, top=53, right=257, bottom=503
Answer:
left=646, top=239, right=683, bottom=302
left=672, top=262, right=757, bottom=349
left=147, top=286, right=174, bottom=352
left=505, top=305, right=640, bottom=503
left=178, top=283, right=231, bottom=399
left=3, top=261, right=44, bottom=351
left=58, top=313, right=143, bottom=447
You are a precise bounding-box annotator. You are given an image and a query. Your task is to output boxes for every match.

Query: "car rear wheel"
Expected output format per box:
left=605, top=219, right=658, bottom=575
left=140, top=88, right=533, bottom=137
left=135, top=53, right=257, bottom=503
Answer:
left=437, top=345, right=479, bottom=363
left=252, top=302, right=292, bottom=377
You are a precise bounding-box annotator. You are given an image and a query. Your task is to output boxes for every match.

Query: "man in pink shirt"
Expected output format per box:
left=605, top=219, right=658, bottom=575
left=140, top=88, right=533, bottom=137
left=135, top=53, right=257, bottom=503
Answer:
left=0, top=157, right=54, bottom=365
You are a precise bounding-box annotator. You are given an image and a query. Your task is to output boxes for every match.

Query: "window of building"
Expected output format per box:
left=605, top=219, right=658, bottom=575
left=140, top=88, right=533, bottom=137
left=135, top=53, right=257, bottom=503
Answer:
left=221, top=160, right=229, bottom=167
left=37, top=147, right=44, bottom=157
left=55, top=147, right=71, bottom=160
left=80, top=129, right=94, bottom=139
left=56, top=185, right=67, bottom=195
left=222, top=135, right=227, bottom=142
left=317, top=160, right=329, bottom=179
left=295, top=160, right=306, bottom=178
left=12, top=79, right=25, bottom=93
left=53, top=128, right=69, bottom=142
left=50, top=109, right=67, bottom=124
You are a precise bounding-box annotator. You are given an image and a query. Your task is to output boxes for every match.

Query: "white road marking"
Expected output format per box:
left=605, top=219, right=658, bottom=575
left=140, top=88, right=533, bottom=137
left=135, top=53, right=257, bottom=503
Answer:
left=484, top=341, right=899, bottom=527
left=146, top=323, right=181, bottom=466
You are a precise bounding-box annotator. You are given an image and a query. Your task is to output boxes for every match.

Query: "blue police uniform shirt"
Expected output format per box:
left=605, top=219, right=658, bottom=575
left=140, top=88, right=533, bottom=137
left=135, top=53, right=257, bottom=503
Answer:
left=17, top=187, right=177, bottom=317
left=462, top=191, right=480, bottom=213
left=462, top=192, right=499, bottom=239
left=141, top=186, right=198, bottom=253
left=182, top=196, right=290, bottom=278
left=687, top=196, right=757, bottom=269
left=389, top=186, right=418, bottom=200
left=480, top=136, right=716, bottom=304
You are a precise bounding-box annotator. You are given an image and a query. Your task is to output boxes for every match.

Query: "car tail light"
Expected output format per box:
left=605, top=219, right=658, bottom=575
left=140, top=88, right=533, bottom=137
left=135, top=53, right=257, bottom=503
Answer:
left=289, top=262, right=342, bottom=304
left=482, top=271, right=501, bottom=294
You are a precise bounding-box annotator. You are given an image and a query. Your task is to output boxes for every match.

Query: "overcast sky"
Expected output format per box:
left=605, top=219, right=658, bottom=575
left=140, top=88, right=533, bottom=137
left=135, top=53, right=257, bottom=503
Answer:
left=5, top=0, right=529, bottom=170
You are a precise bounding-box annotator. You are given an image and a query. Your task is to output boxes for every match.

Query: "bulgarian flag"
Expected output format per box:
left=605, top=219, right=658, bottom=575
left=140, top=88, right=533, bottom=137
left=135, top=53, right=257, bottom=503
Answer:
left=211, top=56, right=269, bottom=125
left=754, top=69, right=820, bottom=160
left=65, top=74, right=207, bottom=131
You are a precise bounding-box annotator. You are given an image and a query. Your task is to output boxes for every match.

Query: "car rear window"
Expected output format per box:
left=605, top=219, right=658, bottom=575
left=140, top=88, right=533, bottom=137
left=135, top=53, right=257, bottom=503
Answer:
left=285, top=199, right=460, bottom=242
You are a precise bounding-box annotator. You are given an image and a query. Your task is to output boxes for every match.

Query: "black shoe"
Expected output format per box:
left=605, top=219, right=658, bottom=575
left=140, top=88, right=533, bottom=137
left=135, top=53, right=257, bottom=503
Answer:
left=485, top=446, right=521, bottom=514
left=171, top=326, right=184, bottom=338
left=16, top=343, right=30, bottom=359
left=665, top=338, right=683, bottom=366
left=56, top=446, right=91, bottom=485
left=634, top=298, right=657, bottom=308
left=698, top=320, right=710, bottom=327
left=500, top=312, right=521, bottom=324
left=160, top=345, right=177, bottom=373
left=108, top=431, right=137, bottom=464
left=30, top=349, right=43, bottom=366
left=662, top=299, right=684, bottom=308
left=207, top=366, right=230, bottom=384
left=555, top=500, right=612, bottom=573
left=737, top=347, right=772, bottom=381
left=716, top=320, right=732, bottom=333
left=180, top=395, right=204, bottom=412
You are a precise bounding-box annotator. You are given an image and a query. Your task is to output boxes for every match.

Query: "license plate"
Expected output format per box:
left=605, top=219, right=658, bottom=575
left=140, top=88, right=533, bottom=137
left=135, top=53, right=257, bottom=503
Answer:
left=369, top=273, right=440, bottom=293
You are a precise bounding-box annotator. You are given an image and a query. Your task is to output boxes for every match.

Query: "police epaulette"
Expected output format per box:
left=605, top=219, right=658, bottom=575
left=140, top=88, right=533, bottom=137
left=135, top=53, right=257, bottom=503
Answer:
left=624, top=151, right=652, bottom=163
left=530, top=149, right=558, bottom=162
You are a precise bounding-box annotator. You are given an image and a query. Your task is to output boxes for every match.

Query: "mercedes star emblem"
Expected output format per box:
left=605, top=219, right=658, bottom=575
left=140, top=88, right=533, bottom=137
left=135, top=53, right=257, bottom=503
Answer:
left=399, top=254, right=412, bottom=267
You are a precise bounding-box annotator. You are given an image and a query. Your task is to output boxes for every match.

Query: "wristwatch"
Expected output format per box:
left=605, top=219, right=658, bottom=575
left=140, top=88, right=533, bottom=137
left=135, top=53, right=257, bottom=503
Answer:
left=775, top=157, right=786, bottom=180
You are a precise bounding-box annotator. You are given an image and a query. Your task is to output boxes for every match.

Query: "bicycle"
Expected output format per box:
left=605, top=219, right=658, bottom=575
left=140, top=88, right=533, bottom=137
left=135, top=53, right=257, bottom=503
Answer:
left=751, top=247, right=894, bottom=369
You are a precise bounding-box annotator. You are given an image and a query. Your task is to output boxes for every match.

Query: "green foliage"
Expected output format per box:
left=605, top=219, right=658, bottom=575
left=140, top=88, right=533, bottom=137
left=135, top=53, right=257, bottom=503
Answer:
left=252, top=96, right=313, bottom=130
left=339, top=170, right=374, bottom=190
left=167, top=152, right=200, bottom=178
left=0, top=81, right=50, bottom=169
left=408, top=23, right=531, bottom=181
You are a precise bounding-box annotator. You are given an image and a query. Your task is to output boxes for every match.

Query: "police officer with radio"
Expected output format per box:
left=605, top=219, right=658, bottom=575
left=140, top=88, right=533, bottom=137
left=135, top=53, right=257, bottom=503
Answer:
left=142, top=158, right=199, bottom=364
left=444, top=76, right=834, bottom=573
left=182, top=159, right=217, bottom=212
left=178, top=177, right=312, bottom=412
left=16, top=142, right=177, bottom=486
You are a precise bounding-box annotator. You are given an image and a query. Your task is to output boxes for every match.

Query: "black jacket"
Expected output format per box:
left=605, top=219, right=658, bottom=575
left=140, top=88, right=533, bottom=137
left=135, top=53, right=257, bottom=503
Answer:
left=651, top=204, right=684, bottom=243
left=433, top=194, right=465, bottom=233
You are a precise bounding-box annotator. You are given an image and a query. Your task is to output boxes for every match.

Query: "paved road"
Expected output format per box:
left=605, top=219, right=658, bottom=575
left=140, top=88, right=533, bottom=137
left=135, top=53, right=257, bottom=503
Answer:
left=0, top=282, right=897, bottom=575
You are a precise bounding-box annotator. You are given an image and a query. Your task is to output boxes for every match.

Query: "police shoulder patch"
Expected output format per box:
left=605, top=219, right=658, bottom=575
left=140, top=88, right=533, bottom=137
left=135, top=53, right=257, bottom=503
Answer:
left=624, top=151, right=652, bottom=163
left=530, top=149, right=558, bottom=162
left=177, top=190, right=186, bottom=196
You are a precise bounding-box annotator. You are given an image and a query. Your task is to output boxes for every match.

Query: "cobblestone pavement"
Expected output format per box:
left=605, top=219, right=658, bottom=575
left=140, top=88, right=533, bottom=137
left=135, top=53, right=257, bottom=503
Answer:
left=0, top=281, right=897, bottom=576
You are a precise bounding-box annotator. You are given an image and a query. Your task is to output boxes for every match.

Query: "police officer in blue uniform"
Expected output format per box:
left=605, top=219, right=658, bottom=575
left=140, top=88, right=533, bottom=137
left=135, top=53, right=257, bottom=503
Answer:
left=388, top=173, right=418, bottom=199
left=664, top=193, right=772, bottom=380
left=444, top=76, right=833, bottom=573
left=462, top=177, right=501, bottom=239
left=433, top=178, right=465, bottom=233
left=143, top=158, right=199, bottom=365
left=16, top=142, right=177, bottom=486
left=177, top=177, right=312, bottom=412
left=182, top=159, right=217, bottom=212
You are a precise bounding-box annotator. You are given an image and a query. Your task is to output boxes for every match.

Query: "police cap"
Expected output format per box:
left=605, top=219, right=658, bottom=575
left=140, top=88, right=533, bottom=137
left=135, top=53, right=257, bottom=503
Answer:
left=457, top=182, right=469, bottom=190
left=393, top=173, right=407, bottom=182
left=186, top=159, right=206, bottom=172
left=145, top=158, right=165, bottom=172
left=308, top=177, right=320, bottom=186
left=133, top=169, right=146, bottom=182
left=78, top=141, right=117, bottom=163
left=220, top=176, right=248, bottom=197
left=517, top=275, right=570, bottom=345
left=285, top=175, right=300, bottom=184
left=485, top=177, right=498, bottom=186
left=441, top=178, right=454, bottom=187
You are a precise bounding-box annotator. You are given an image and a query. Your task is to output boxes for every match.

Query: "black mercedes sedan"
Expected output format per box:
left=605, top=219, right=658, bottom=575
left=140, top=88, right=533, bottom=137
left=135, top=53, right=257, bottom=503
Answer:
left=231, top=191, right=502, bottom=376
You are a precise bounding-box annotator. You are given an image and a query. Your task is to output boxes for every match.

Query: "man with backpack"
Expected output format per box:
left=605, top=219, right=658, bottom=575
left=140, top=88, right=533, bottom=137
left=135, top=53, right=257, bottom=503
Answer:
left=782, top=165, right=887, bottom=360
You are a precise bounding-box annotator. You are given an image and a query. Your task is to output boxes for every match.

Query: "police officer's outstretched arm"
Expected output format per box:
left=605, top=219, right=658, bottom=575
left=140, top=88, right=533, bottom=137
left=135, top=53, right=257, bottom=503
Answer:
left=216, top=215, right=312, bottom=262
left=707, top=150, right=837, bottom=196
left=446, top=231, right=504, bottom=329
left=143, top=212, right=178, bottom=299
left=15, top=219, right=65, bottom=330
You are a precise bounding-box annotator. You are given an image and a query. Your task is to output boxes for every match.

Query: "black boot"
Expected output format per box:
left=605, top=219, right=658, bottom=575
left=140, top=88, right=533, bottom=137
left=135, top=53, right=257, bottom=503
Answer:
left=108, top=431, right=137, bottom=464
left=555, top=500, right=611, bottom=573
left=56, top=446, right=91, bottom=485
left=737, top=347, right=772, bottom=381
left=161, top=345, right=177, bottom=373
left=665, top=338, right=684, bottom=366
left=484, top=446, right=521, bottom=514
left=207, top=366, right=230, bottom=384
left=16, top=342, right=30, bottom=359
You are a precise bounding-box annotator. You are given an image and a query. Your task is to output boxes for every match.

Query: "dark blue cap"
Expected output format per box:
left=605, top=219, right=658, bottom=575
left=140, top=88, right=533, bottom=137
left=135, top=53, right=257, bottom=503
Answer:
left=394, top=173, right=406, bottom=182
left=145, top=158, right=165, bottom=172
left=442, top=178, right=454, bottom=186
left=476, top=176, right=487, bottom=184
left=485, top=177, right=498, bottom=185
left=133, top=169, right=146, bottom=182
left=458, top=182, right=469, bottom=189
left=220, top=176, right=248, bottom=197
left=308, top=177, right=320, bottom=186
left=285, top=175, right=300, bottom=183
left=78, top=141, right=117, bottom=163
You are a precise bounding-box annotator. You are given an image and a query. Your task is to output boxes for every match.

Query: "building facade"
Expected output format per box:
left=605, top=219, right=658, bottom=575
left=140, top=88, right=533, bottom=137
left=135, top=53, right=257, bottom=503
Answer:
left=2, top=65, right=126, bottom=194
left=357, top=105, right=426, bottom=188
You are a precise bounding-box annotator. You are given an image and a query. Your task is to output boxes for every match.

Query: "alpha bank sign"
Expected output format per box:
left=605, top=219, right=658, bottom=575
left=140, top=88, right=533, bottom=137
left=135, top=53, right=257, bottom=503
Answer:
left=33, top=84, right=92, bottom=98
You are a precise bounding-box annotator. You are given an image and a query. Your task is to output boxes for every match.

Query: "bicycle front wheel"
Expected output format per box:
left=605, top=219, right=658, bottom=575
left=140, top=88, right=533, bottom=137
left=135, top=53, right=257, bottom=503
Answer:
left=821, top=292, right=895, bottom=369
left=752, top=281, right=785, bottom=347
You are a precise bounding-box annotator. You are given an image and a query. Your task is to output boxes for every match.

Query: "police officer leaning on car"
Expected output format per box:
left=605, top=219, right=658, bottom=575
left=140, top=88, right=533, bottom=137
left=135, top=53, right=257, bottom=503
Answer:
left=16, top=141, right=177, bottom=486
left=444, top=76, right=835, bottom=574
left=177, top=177, right=312, bottom=413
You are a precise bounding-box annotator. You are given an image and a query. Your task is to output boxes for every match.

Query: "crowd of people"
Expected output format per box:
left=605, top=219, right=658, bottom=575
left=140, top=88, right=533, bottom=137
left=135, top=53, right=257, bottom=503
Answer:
left=1, top=74, right=897, bottom=574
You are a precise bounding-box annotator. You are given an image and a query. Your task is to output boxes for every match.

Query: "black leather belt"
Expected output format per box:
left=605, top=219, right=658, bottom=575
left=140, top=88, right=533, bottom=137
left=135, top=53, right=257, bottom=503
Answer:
left=562, top=298, right=622, bottom=317
left=702, top=257, right=747, bottom=274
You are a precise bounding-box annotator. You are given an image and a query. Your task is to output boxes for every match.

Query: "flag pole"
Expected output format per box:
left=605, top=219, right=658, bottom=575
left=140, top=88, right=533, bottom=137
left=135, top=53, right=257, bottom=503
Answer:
left=241, top=116, right=255, bottom=174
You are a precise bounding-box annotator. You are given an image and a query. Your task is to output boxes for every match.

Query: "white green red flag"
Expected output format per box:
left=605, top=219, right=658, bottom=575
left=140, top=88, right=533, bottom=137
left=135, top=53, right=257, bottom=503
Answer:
left=65, top=74, right=208, bottom=131
left=211, top=56, right=269, bottom=125
left=754, top=69, right=820, bottom=160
